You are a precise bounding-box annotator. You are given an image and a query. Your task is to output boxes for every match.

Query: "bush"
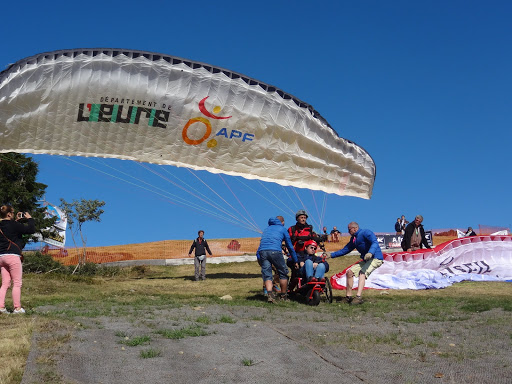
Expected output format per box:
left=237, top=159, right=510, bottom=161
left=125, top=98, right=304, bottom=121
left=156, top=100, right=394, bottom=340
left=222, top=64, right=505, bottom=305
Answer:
left=24, top=252, right=127, bottom=278
left=23, top=251, right=66, bottom=274
left=131, top=265, right=148, bottom=277
left=73, top=262, right=98, bottom=276
left=96, top=266, right=122, bottom=277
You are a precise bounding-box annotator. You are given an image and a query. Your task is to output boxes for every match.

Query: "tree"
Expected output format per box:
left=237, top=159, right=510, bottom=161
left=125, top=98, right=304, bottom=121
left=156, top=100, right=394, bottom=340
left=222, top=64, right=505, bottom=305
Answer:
left=59, top=198, right=105, bottom=268
left=0, top=153, right=55, bottom=241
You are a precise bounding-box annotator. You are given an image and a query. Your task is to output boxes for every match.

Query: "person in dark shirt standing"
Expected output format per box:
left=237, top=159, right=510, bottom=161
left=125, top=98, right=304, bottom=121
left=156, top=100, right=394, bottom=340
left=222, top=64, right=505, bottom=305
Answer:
left=330, top=226, right=341, bottom=242
left=188, top=230, right=212, bottom=281
left=465, top=227, right=477, bottom=237
left=0, top=205, right=35, bottom=314
left=401, top=215, right=431, bottom=251
left=394, top=218, right=402, bottom=235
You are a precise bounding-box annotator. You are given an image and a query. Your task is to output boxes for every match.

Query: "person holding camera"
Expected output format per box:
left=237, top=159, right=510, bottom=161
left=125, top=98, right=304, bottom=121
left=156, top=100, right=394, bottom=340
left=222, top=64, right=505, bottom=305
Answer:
left=188, top=230, right=212, bottom=281
left=0, top=205, right=35, bottom=314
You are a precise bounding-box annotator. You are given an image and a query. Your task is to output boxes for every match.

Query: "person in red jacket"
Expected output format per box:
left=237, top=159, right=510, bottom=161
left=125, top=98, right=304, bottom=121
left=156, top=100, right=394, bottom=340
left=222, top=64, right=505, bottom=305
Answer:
left=288, top=210, right=321, bottom=253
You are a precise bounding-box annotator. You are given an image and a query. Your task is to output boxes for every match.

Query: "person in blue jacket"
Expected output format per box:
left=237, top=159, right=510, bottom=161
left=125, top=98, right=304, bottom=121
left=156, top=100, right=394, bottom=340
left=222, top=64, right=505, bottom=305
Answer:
left=298, top=239, right=329, bottom=282
left=256, top=216, right=298, bottom=303
left=330, top=222, right=383, bottom=304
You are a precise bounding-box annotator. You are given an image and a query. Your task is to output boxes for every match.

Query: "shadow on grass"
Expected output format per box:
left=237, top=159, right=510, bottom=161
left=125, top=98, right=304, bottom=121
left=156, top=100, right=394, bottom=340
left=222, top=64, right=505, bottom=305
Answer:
left=246, top=293, right=268, bottom=302
left=245, top=291, right=315, bottom=306
left=202, top=272, right=262, bottom=279
left=148, top=272, right=261, bottom=281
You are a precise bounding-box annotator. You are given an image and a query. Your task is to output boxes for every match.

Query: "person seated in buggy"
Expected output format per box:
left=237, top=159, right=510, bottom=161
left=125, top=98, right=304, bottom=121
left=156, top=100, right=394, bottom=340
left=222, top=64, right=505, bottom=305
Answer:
left=288, top=239, right=329, bottom=282
left=301, top=240, right=329, bottom=282
left=286, top=239, right=333, bottom=305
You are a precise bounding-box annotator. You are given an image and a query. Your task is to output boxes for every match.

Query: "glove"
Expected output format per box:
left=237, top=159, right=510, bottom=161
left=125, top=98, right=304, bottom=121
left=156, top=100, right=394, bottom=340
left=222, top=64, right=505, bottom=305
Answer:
left=323, top=252, right=331, bottom=259
left=364, top=253, right=373, bottom=261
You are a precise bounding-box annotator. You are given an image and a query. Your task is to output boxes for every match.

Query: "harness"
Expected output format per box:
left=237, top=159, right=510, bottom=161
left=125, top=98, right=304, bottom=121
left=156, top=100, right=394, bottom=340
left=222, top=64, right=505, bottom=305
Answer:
left=289, top=224, right=314, bottom=252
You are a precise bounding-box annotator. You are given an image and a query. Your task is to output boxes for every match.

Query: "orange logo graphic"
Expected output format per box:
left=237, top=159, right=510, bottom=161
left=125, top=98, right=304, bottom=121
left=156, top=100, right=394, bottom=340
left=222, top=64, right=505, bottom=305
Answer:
left=182, top=97, right=232, bottom=147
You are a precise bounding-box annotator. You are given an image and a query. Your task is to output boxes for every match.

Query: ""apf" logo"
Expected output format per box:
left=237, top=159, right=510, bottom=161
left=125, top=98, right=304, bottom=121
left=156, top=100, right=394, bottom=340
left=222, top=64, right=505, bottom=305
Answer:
left=182, top=97, right=254, bottom=147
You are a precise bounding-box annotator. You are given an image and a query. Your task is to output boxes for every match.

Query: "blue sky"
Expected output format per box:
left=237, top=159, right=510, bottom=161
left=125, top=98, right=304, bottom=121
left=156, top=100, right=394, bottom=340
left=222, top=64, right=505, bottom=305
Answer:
left=1, top=1, right=510, bottom=246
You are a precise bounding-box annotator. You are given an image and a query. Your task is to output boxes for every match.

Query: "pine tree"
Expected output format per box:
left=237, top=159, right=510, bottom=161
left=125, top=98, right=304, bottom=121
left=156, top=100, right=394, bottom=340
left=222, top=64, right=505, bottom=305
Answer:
left=0, top=153, right=55, bottom=242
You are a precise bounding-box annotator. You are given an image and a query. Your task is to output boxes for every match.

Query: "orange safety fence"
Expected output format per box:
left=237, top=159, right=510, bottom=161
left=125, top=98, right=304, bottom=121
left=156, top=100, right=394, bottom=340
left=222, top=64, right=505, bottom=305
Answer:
left=39, top=238, right=261, bottom=266
left=33, top=235, right=458, bottom=266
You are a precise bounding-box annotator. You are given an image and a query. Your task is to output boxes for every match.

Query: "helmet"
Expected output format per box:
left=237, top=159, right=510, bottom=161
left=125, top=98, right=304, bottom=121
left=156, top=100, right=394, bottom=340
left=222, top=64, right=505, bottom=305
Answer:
left=304, top=240, right=318, bottom=249
left=295, top=210, right=308, bottom=221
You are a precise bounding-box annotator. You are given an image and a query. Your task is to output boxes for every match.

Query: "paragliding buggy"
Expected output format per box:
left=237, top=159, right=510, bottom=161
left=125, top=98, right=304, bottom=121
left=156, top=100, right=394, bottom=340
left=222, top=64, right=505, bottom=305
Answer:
left=285, top=242, right=333, bottom=306
left=288, top=271, right=333, bottom=306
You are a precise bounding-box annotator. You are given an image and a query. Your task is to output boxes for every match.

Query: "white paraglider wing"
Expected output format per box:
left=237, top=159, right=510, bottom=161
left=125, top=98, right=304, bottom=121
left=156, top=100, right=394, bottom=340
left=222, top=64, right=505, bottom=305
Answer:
left=0, top=49, right=375, bottom=198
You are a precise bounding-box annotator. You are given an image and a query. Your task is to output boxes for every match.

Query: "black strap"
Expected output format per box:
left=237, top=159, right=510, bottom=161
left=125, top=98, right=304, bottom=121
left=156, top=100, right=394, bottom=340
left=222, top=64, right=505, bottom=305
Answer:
left=0, top=228, right=23, bottom=255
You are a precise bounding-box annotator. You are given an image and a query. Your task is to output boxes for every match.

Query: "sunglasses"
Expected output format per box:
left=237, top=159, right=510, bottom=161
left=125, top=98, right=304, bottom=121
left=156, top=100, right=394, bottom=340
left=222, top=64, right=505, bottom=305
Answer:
left=308, top=246, right=317, bottom=250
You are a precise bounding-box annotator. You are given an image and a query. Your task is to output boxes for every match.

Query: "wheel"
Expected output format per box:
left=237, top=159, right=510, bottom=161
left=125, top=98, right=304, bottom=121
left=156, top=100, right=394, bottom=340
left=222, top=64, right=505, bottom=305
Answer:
left=324, top=279, right=333, bottom=304
left=305, top=288, right=312, bottom=305
left=308, top=290, right=321, bottom=306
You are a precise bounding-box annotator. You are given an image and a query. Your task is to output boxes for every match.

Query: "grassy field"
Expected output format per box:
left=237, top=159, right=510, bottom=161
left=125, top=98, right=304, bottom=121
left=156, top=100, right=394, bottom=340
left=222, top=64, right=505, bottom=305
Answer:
left=1, top=255, right=511, bottom=383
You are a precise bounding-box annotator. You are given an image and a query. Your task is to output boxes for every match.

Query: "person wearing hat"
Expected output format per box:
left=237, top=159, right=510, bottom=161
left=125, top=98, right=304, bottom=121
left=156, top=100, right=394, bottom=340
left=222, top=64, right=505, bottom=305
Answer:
left=288, top=210, right=321, bottom=253
left=299, top=240, right=329, bottom=282
left=256, top=216, right=298, bottom=303
left=188, top=230, right=212, bottom=281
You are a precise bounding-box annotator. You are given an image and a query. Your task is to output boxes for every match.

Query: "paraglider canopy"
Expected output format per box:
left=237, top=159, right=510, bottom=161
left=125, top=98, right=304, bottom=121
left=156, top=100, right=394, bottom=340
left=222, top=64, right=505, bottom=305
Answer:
left=0, top=48, right=376, bottom=198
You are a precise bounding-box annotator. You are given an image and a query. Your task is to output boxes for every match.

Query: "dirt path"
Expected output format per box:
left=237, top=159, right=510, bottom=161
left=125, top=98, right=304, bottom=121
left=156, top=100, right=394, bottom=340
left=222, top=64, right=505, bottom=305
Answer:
left=22, top=300, right=512, bottom=384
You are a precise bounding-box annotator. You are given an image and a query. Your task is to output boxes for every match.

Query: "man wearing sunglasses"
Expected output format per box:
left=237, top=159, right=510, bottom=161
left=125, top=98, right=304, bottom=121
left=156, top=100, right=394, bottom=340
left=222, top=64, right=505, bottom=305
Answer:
left=330, top=222, right=383, bottom=304
left=298, top=239, right=329, bottom=283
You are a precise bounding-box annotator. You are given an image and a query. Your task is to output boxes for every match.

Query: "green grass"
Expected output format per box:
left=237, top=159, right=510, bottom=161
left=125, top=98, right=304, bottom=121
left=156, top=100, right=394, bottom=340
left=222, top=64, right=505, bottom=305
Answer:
left=4, top=260, right=512, bottom=384
left=431, top=331, right=443, bottom=338
left=460, top=298, right=512, bottom=312
left=219, top=315, right=236, bottom=323
left=121, top=335, right=151, bottom=347
left=195, top=315, right=211, bottom=324
left=140, top=348, right=162, bottom=359
left=241, top=358, right=254, bottom=366
left=155, top=325, right=208, bottom=339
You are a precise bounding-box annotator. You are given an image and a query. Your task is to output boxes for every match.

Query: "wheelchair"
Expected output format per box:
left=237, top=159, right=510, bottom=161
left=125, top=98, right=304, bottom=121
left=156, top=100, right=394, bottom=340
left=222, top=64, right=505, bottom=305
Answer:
left=288, top=273, right=333, bottom=306
left=286, top=243, right=333, bottom=306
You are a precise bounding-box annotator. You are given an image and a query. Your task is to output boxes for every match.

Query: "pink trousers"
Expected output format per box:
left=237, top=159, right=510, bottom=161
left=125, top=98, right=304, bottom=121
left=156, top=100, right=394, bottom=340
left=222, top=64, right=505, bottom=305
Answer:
left=0, top=254, right=23, bottom=309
